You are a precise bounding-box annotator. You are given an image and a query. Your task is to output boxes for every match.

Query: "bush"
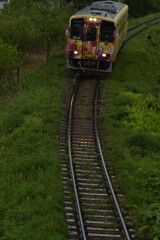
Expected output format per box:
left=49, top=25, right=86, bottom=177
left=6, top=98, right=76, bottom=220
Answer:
left=127, top=131, right=160, bottom=155
left=116, top=93, right=135, bottom=107
left=0, top=39, right=20, bottom=82
left=116, top=106, right=130, bottom=120
left=122, top=93, right=160, bottom=137
left=0, top=16, right=41, bottom=54
left=139, top=203, right=160, bottom=239
left=125, top=0, right=160, bottom=17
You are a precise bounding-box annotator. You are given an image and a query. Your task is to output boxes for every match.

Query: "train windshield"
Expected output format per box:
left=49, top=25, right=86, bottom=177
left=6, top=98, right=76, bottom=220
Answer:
left=100, top=20, right=114, bottom=43
left=86, top=27, right=97, bottom=41
left=70, top=18, right=84, bottom=40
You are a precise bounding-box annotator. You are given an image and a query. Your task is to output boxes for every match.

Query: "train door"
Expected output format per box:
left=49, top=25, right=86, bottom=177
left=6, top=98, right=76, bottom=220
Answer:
left=82, top=24, right=98, bottom=60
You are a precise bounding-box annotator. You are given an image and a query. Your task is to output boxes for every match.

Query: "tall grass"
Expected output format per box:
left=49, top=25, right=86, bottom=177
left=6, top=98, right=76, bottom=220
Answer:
left=0, top=51, right=69, bottom=239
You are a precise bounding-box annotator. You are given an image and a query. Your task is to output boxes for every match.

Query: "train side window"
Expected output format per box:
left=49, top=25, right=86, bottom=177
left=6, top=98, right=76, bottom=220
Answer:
left=86, top=27, right=97, bottom=41
left=70, top=18, right=84, bottom=40
left=100, top=20, right=114, bottom=43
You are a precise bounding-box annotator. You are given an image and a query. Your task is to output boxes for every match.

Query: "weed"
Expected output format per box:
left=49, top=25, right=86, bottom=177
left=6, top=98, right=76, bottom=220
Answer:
left=139, top=203, right=160, bottom=239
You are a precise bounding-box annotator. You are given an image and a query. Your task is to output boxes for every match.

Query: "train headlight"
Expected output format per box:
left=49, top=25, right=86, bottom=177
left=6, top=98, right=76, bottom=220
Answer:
left=89, top=17, right=97, bottom=22
left=74, top=51, right=78, bottom=55
left=102, top=53, right=107, bottom=57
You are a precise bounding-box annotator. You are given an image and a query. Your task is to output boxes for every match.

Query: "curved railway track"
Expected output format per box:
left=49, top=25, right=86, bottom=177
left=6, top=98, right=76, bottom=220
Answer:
left=60, top=76, right=136, bottom=240
left=126, top=15, right=160, bottom=41
left=59, top=14, right=160, bottom=240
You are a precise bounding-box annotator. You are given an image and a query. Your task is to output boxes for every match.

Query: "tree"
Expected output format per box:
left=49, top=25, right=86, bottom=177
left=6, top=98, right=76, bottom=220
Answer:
left=0, top=15, right=40, bottom=54
left=0, top=40, right=20, bottom=84
left=125, top=0, right=160, bottom=17
left=0, top=15, right=40, bottom=81
left=2, top=0, right=69, bottom=60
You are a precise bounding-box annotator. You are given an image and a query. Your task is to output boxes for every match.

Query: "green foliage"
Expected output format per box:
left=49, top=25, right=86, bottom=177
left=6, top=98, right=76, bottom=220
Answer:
left=65, top=0, right=160, bottom=17
left=1, top=0, right=73, bottom=64
left=2, top=111, right=24, bottom=134
left=123, top=95, right=160, bottom=136
left=140, top=203, right=160, bottom=239
left=0, top=39, right=20, bottom=81
left=0, top=15, right=41, bottom=54
left=71, top=0, right=93, bottom=8
left=138, top=167, right=160, bottom=194
left=123, top=80, right=147, bottom=93
left=116, top=92, right=135, bottom=107
left=0, top=40, right=20, bottom=69
left=150, top=28, right=160, bottom=48
left=3, top=0, right=55, bottom=14
left=127, top=131, right=160, bottom=155
left=125, top=0, right=160, bottom=17
left=116, top=106, right=130, bottom=120
left=101, top=19, right=160, bottom=240
left=0, top=52, right=68, bottom=239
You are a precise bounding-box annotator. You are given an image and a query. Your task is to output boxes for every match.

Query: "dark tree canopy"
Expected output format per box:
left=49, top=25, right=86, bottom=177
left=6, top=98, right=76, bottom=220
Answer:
left=64, top=0, right=160, bottom=17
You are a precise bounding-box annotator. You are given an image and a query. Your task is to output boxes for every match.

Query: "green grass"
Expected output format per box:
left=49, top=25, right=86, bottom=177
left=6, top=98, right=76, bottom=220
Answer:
left=0, top=51, right=69, bottom=240
left=100, top=13, right=160, bottom=240
left=128, top=12, right=160, bottom=28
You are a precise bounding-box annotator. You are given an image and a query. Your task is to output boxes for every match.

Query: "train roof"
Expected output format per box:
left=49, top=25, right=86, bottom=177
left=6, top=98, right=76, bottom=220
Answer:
left=73, top=1, right=127, bottom=20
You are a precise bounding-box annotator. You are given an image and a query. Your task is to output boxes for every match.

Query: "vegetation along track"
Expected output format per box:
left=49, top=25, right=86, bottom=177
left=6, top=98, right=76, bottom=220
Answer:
left=126, top=15, right=160, bottom=41
left=60, top=75, right=137, bottom=240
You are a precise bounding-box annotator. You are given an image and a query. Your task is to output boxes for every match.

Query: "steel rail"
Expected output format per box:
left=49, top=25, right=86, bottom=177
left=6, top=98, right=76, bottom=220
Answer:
left=94, top=84, right=131, bottom=240
left=128, top=16, right=160, bottom=32
left=67, top=76, right=87, bottom=240
left=126, top=19, right=160, bottom=42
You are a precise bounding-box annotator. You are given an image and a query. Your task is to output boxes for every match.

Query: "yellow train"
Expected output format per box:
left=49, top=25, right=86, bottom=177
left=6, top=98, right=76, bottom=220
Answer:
left=66, top=1, right=128, bottom=73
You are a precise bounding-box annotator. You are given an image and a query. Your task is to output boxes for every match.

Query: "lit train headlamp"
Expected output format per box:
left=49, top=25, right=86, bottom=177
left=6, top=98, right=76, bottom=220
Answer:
left=89, top=17, right=97, bottom=22
left=74, top=51, right=78, bottom=55
left=102, top=53, right=107, bottom=57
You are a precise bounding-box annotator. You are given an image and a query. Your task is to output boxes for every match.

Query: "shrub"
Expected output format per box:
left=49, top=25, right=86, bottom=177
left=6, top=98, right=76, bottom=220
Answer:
left=116, top=106, right=130, bottom=120
left=0, top=39, right=20, bottom=82
left=116, top=92, right=135, bottom=107
left=127, top=131, right=160, bottom=155
left=139, top=203, right=160, bottom=239
left=122, top=93, right=160, bottom=137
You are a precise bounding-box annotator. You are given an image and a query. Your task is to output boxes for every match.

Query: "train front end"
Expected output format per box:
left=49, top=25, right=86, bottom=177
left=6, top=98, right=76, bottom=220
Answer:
left=67, top=16, right=116, bottom=73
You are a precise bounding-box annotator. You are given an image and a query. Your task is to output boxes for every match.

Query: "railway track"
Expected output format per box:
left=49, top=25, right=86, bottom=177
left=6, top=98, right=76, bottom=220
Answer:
left=126, top=15, right=160, bottom=41
left=59, top=14, right=160, bottom=240
left=60, top=75, right=137, bottom=240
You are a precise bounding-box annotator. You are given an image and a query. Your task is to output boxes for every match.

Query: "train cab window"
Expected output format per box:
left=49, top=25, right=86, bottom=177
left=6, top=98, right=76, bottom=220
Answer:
left=86, top=27, right=97, bottom=41
left=70, top=18, right=84, bottom=40
left=100, top=20, right=114, bottom=43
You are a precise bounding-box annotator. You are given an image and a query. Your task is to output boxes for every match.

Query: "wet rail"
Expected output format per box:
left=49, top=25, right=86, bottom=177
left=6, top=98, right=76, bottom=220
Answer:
left=61, top=75, right=136, bottom=240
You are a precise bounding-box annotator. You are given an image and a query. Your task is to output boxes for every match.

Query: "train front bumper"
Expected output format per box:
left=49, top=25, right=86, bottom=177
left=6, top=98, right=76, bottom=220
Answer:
left=67, top=59, right=112, bottom=73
